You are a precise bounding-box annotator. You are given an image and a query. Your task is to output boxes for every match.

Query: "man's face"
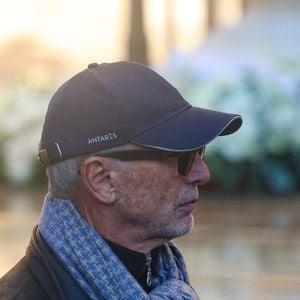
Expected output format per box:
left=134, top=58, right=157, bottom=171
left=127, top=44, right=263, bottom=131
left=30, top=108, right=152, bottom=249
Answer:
left=111, top=152, right=210, bottom=241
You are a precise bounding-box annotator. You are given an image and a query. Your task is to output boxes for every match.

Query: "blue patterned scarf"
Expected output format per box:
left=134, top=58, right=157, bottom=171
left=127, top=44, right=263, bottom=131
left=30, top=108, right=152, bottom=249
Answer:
left=39, top=195, right=199, bottom=299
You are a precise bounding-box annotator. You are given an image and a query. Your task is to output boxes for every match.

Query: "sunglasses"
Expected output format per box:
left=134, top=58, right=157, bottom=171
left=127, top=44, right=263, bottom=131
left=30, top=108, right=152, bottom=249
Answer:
left=96, top=146, right=205, bottom=176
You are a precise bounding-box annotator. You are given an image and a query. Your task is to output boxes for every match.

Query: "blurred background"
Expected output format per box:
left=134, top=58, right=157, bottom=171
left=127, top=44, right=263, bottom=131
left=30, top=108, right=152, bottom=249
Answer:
left=0, top=0, right=299, bottom=299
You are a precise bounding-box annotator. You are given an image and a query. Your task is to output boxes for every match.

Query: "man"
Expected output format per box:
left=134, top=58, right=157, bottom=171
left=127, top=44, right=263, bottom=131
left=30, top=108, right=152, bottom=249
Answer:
left=0, top=61, right=242, bottom=299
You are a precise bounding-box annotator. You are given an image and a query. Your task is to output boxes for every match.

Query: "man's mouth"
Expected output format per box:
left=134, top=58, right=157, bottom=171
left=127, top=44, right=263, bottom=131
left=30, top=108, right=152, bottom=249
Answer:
left=177, top=199, right=198, bottom=210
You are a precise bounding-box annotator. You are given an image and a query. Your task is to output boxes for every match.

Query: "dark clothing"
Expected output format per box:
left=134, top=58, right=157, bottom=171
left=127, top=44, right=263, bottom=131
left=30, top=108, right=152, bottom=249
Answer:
left=104, top=238, right=159, bottom=293
left=0, top=227, right=156, bottom=299
left=0, top=227, right=88, bottom=299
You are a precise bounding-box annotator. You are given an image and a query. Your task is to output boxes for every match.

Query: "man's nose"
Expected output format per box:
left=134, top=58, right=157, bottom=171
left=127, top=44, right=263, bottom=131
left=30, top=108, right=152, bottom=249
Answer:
left=184, top=154, right=210, bottom=186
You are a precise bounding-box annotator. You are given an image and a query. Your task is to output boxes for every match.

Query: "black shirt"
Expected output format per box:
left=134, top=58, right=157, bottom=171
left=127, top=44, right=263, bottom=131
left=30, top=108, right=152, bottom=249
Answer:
left=104, top=238, right=160, bottom=293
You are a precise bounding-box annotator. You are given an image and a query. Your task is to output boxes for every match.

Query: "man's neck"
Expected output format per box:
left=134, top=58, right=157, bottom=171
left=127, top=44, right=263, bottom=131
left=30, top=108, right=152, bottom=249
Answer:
left=84, top=210, right=167, bottom=253
left=78, top=195, right=169, bottom=253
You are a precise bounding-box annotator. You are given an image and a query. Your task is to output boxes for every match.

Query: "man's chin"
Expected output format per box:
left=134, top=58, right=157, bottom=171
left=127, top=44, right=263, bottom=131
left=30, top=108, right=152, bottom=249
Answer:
left=146, top=214, right=194, bottom=241
left=172, top=214, right=194, bottom=239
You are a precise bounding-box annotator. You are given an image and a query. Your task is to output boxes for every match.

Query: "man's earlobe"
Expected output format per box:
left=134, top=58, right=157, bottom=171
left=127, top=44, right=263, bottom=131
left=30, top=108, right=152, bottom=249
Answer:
left=80, top=157, right=117, bottom=205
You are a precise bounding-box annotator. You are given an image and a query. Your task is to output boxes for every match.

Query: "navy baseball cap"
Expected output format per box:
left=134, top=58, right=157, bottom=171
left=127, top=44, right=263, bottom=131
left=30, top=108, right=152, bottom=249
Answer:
left=39, top=61, right=242, bottom=165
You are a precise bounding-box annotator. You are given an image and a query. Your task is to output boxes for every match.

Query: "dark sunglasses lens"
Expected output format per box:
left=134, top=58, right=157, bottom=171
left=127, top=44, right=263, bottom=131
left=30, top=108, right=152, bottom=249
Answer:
left=178, top=151, right=196, bottom=175
left=178, top=147, right=205, bottom=175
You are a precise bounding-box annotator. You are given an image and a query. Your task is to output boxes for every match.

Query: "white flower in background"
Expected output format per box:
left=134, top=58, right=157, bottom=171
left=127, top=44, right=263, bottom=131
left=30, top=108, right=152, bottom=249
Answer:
left=1, top=86, right=48, bottom=183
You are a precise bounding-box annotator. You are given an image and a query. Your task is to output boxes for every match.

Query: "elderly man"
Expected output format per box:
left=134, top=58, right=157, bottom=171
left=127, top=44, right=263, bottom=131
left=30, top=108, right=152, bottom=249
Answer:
left=0, top=62, right=242, bottom=299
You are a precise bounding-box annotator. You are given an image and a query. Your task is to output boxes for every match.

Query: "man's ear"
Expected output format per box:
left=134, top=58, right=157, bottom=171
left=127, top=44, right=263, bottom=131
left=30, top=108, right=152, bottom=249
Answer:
left=80, top=156, right=117, bottom=205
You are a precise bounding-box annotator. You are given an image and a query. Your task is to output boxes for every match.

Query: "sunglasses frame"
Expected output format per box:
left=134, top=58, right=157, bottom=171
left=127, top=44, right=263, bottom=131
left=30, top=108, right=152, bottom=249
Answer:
left=95, top=146, right=205, bottom=176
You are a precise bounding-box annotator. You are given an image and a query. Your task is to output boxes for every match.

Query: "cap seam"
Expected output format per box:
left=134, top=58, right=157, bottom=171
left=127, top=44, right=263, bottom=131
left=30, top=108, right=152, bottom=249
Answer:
left=132, top=104, right=191, bottom=138
left=87, top=67, right=119, bottom=103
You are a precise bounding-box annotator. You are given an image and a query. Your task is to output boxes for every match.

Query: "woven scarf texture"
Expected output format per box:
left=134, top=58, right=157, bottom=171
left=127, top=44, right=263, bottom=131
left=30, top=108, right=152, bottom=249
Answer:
left=39, top=195, right=199, bottom=299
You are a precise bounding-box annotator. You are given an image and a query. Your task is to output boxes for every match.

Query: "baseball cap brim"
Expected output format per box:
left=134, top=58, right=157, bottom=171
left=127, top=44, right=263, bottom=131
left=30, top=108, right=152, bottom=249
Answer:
left=132, top=106, right=242, bottom=151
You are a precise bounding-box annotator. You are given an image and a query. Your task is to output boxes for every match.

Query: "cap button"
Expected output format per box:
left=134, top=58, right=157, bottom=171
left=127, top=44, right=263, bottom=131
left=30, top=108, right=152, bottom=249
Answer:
left=88, top=63, right=98, bottom=68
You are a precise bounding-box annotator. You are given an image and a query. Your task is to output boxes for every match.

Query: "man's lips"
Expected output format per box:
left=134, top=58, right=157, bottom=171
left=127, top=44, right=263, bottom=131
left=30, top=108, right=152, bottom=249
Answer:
left=177, top=199, right=198, bottom=210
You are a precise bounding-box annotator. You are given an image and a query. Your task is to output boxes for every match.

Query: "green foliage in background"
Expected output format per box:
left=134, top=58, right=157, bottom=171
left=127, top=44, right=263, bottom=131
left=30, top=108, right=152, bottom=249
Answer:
left=0, top=145, right=6, bottom=184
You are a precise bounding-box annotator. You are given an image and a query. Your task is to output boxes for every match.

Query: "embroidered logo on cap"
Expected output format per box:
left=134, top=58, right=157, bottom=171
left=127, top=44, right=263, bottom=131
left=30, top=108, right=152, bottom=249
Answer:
left=88, top=132, right=117, bottom=145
